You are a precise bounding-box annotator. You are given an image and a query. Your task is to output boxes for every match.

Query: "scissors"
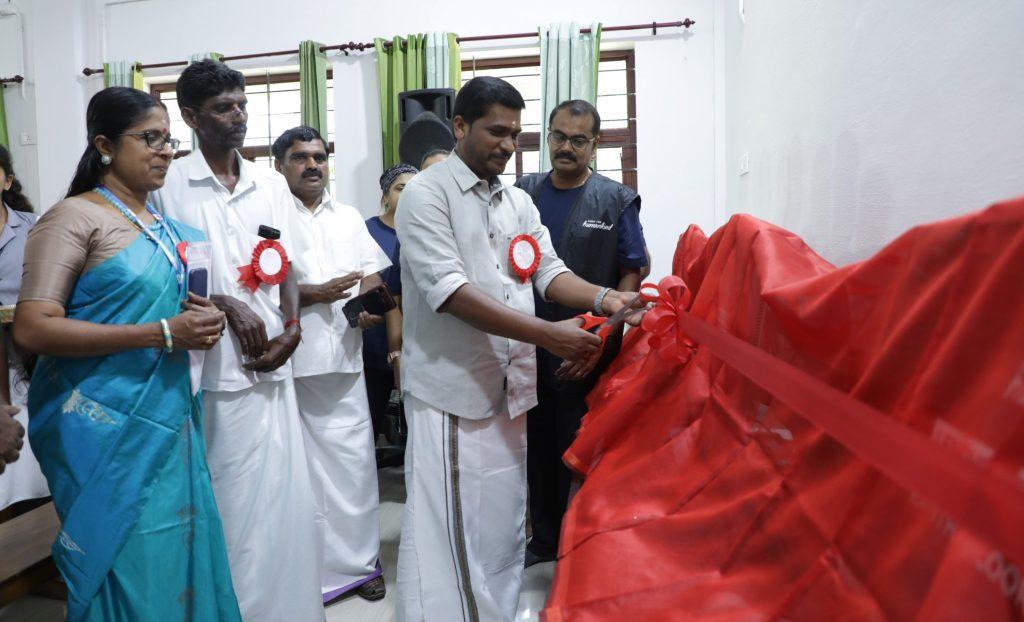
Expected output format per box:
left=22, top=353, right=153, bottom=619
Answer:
left=559, top=283, right=659, bottom=381
left=575, top=282, right=661, bottom=345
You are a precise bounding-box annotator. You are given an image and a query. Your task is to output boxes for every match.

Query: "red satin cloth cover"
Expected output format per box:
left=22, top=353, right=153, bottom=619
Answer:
left=543, top=198, right=1024, bottom=621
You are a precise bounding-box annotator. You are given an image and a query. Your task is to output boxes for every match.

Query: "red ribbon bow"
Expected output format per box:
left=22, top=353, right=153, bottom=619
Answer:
left=237, top=239, right=290, bottom=293
left=640, top=275, right=696, bottom=364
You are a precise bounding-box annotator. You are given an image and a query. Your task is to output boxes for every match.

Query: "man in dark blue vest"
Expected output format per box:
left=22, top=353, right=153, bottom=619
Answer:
left=515, top=100, right=649, bottom=566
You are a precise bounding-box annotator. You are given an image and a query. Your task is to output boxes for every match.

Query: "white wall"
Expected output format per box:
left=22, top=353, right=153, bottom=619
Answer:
left=3, top=0, right=717, bottom=282
left=0, top=0, right=40, bottom=210
left=721, top=0, right=1024, bottom=265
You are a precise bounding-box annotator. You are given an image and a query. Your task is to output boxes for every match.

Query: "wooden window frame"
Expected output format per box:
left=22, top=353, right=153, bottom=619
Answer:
left=460, top=49, right=638, bottom=190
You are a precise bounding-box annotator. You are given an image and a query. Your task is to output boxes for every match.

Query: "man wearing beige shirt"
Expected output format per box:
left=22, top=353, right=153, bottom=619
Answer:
left=395, top=76, right=643, bottom=622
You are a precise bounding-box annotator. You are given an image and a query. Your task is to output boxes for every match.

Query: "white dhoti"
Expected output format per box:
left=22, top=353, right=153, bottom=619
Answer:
left=397, top=394, right=527, bottom=622
left=294, top=372, right=381, bottom=599
left=203, top=378, right=324, bottom=622
left=0, top=369, right=49, bottom=509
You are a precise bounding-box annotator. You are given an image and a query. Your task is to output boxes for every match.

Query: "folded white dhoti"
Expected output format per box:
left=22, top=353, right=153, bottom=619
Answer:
left=397, top=394, right=527, bottom=622
left=294, top=371, right=381, bottom=598
left=204, top=378, right=324, bottom=622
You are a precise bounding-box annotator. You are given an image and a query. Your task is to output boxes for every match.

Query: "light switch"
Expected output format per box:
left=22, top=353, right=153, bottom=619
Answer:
left=19, top=132, right=35, bottom=146
left=738, top=152, right=750, bottom=176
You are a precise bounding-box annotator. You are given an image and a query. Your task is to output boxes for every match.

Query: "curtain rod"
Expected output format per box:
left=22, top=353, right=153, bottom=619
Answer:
left=82, top=19, right=694, bottom=76
left=0, top=75, right=24, bottom=86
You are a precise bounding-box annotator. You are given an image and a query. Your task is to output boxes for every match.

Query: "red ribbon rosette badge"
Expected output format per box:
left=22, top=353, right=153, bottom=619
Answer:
left=237, top=239, right=290, bottom=293
left=508, top=234, right=540, bottom=284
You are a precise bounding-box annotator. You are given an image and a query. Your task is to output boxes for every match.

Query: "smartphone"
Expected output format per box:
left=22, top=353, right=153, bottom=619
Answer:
left=186, top=241, right=212, bottom=298
left=188, top=268, right=209, bottom=298
left=342, top=284, right=397, bottom=328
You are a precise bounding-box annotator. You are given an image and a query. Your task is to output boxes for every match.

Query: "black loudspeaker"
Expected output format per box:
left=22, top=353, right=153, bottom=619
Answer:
left=398, top=88, right=456, bottom=168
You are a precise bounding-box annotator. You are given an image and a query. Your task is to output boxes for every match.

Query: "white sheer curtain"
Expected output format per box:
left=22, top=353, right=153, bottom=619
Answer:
left=538, top=22, right=602, bottom=170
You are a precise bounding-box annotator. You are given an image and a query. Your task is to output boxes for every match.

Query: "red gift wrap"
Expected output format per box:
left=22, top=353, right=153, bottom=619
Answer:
left=544, top=197, right=1024, bottom=621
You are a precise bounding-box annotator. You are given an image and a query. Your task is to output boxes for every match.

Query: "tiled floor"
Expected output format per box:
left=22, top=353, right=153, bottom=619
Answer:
left=0, top=466, right=554, bottom=622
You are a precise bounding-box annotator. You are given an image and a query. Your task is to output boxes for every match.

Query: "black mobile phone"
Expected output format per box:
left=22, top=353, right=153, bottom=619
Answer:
left=187, top=267, right=209, bottom=298
left=342, top=284, right=397, bottom=327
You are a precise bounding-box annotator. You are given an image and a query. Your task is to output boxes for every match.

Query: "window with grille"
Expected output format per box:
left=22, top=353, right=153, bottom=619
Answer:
left=460, top=50, right=638, bottom=190
left=150, top=71, right=337, bottom=189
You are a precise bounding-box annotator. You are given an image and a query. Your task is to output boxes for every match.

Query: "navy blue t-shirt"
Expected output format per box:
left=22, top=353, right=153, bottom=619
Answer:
left=362, top=216, right=401, bottom=370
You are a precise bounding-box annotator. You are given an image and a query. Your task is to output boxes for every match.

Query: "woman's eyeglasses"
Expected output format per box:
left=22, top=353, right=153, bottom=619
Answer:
left=122, top=130, right=180, bottom=152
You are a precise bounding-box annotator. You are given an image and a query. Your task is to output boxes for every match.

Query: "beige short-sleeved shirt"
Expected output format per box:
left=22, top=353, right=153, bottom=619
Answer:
left=19, top=197, right=144, bottom=307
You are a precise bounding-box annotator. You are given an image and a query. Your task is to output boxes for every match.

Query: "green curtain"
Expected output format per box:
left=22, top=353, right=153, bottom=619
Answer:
left=538, top=22, right=602, bottom=170
left=103, top=60, right=144, bottom=90
left=375, top=33, right=461, bottom=168
left=299, top=40, right=328, bottom=136
left=0, top=87, right=8, bottom=148
left=375, top=34, right=431, bottom=169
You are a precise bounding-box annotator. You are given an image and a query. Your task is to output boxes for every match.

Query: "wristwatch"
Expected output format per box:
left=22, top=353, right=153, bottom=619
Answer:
left=387, top=351, right=402, bottom=366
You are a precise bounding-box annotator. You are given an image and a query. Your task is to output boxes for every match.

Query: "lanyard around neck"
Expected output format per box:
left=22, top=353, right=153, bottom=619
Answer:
left=95, top=185, right=186, bottom=296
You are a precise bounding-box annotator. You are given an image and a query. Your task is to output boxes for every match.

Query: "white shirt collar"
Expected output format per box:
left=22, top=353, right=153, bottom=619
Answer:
left=183, top=149, right=255, bottom=195
left=448, top=152, right=506, bottom=197
left=292, top=189, right=333, bottom=216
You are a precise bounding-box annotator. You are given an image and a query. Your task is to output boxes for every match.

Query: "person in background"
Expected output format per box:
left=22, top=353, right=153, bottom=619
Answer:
left=363, top=163, right=416, bottom=441
left=0, top=144, right=47, bottom=505
left=272, top=125, right=394, bottom=603
left=12, top=86, right=238, bottom=621
left=418, top=148, right=450, bottom=170
left=151, top=60, right=323, bottom=622
left=394, top=76, right=644, bottom=621
left=514, top=99, right=649, bottom=567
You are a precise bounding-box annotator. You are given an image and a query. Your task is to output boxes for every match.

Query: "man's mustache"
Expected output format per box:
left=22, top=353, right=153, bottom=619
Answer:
left=302, top=170, right=322, bottom=179
left=555, top=152, right=577, bottom=162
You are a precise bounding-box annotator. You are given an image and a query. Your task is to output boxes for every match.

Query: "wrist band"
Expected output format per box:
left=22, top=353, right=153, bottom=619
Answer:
left=284, top=318, right=301, bottom=331
left=594, top=287, right=611, bottom=316
left=159, top=318, right=174, bottom=353
left=387, top=351, right=402, bottom=366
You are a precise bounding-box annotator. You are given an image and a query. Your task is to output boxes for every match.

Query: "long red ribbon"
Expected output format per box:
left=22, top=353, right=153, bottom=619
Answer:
left=674, top=308, right=1024, bottom=564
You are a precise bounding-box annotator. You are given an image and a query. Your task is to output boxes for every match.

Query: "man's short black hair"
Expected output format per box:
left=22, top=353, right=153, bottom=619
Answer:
left=176, top=58, right=245, bottom=110
left=272, top=125, right=327, bottom=160
left=549, top=99, right=601, bottom=136
left=453, top=76, right=525, bottom=125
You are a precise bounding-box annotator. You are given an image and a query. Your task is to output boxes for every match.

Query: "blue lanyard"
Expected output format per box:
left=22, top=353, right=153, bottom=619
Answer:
left=95, top=185, right=186, bottom=299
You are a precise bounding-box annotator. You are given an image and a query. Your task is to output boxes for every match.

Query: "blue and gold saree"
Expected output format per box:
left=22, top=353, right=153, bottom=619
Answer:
left=28, top=219, right=241, bottom=621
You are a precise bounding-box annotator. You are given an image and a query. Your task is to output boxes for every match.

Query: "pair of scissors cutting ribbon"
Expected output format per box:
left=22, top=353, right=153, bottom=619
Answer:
left=576, top=283, right=660, bottom=345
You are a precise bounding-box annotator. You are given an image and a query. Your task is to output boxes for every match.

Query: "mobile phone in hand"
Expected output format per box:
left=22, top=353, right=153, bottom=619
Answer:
left=342, top=284, right=397, bottom=327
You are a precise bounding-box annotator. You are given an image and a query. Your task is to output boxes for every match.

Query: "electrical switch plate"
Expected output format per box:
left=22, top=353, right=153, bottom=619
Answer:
left=738, top=152, right=750, bottom=176
left=19, top=132, right=35, bottom=146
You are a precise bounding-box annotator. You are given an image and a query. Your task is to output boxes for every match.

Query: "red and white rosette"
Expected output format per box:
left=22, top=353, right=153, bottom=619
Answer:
left=237, top=239, right=290, bottom=293
left=508, top=234, right=540, bottom=284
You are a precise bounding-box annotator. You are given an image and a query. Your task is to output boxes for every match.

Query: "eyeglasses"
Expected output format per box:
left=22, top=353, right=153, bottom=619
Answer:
left=122, top=130, right=180, bottom=152
left=546, top=131, right=595, bottom=151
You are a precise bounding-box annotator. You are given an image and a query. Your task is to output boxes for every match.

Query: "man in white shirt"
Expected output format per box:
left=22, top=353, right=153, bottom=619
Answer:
left=152, top=60, right=323, bottom=622
left=272, top=125, right=395, bottom=603
left=395, top=76, right=644, bottom=621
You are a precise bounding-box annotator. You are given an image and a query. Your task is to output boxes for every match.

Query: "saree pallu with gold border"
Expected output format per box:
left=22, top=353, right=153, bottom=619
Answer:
left=28, top=220, right=241, bottom=621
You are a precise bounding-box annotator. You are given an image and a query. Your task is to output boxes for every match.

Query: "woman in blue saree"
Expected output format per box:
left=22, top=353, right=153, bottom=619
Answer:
left=13, top=87, right=241, bottom=621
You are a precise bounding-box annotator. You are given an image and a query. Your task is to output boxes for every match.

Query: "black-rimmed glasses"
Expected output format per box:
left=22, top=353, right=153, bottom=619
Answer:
left=122, top=130, right=180, bottom=152
left=546, top=131, right=596, bottom=151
